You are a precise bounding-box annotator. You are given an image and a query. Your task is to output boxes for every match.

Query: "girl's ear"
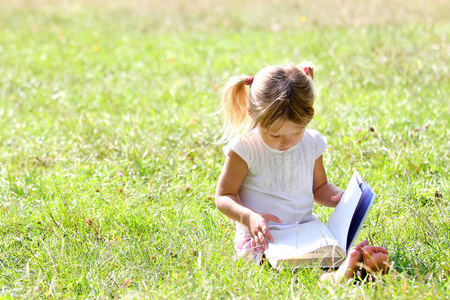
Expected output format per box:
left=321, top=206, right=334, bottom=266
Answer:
left=247, top=108, right=255, bottom=120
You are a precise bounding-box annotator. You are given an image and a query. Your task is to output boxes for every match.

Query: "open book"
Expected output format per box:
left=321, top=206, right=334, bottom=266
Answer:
left=264, top=171, right=376, bottom=269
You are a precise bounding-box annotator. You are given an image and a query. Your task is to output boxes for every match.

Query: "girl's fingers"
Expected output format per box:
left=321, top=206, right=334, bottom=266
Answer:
left=251, top=236, right=263, bottom=253
left=251, top=227, right=275, bottom=252
left=261, top=226, right=274, bottom=243
left=264, top=213, right=282, bottom=223
left=257, top=231, right=267, bottom=249
left=331, top=191, right=344, bottom=202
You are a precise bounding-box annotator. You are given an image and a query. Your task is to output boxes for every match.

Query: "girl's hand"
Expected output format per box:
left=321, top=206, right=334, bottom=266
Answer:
left=248, top=212, right=282, bottom=253
left=330, top=190, right=344, bottom=203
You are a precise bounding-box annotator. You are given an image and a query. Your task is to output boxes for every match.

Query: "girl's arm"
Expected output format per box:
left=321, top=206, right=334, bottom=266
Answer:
left=312, top=155, right=344, bottom=207
left=215, top=150, right=281, bottom=251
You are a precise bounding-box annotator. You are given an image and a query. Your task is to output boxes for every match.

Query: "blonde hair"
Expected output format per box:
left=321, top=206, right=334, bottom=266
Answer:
left=217, top=62, right=315, bottom=143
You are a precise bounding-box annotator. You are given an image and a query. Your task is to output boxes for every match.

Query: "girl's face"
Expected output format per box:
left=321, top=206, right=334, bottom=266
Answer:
left=258, top=120, right=306, bottom=151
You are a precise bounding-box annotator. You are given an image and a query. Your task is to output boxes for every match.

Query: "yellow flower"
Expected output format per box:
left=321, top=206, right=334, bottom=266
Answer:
left=299, top=16, right=307, bottom=23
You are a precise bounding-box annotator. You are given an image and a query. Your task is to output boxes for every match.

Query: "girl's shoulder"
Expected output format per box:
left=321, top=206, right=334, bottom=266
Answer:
left=222, top=130, right=261, bottom=167
left=228, top=129, right=259, bottom=146
left=304, top=128, right=326, bottom=141
left=223, top=129, right=260, bottom=157
left=302, top=129, right=327, bottom=158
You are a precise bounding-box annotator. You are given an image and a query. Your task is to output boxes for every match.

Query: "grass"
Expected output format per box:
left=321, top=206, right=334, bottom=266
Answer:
left=0, top=0, right=449, bottom=298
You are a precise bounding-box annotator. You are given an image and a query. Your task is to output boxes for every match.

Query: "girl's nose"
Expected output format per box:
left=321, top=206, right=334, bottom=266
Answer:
left=281, top=136, right=291, bottom=147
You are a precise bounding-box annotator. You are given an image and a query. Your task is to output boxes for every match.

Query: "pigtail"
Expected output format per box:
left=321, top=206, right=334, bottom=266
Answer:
left=217, top=75, right=253, bottom=143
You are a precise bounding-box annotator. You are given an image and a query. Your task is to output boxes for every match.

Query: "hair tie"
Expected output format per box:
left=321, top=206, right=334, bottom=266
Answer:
left=245, top=76, right=254, bottom=85
left=303, top=67, right=314, bottom=80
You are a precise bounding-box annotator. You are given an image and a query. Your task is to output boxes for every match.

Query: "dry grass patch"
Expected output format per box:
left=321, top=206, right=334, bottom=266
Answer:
left=2, top=0, right=448, bottom=28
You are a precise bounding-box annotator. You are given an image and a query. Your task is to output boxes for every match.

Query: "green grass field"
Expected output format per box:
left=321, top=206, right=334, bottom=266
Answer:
left=0, top=0, right=449, bottom=298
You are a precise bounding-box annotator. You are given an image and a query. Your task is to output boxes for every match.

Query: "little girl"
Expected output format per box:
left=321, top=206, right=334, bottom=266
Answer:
left=215, top=62, right=389, bottom=282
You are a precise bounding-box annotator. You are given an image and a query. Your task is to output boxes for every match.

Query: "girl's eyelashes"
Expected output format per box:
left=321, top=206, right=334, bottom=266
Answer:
left=270, top=131, right=302, bottom=138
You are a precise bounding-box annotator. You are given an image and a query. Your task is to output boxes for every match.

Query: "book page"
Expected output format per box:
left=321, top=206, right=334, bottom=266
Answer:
left=265, top=220, right=343, bottom=266
left=327, top=172, right=362, bottom=252
left=345, top=179, right=376, bottom=250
